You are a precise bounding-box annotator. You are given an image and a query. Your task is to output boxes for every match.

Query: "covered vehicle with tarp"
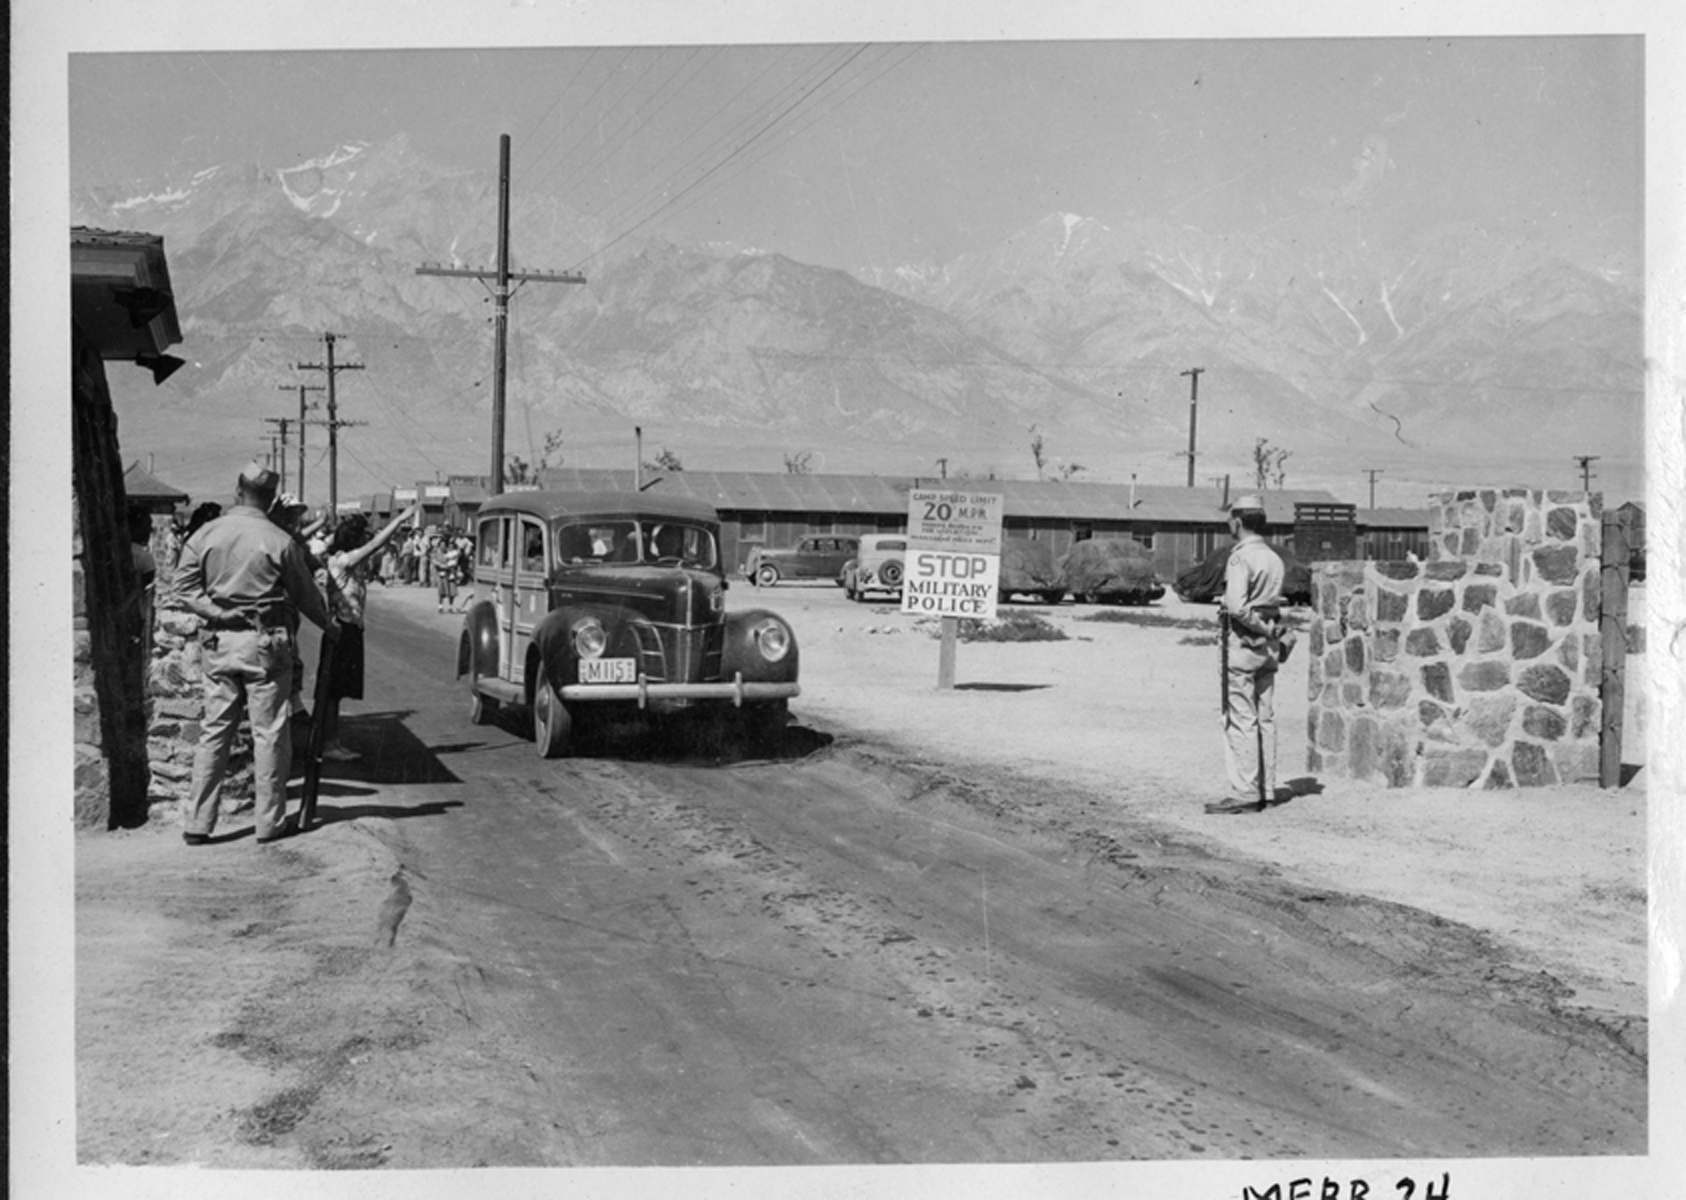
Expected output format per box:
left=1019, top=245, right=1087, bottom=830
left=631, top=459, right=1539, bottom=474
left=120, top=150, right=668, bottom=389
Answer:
left=1173, top=543, right=1313, bottom=605
left=1059, top=539, right=1165, bottom=605
left=997, top=537, right=1066, bottom=604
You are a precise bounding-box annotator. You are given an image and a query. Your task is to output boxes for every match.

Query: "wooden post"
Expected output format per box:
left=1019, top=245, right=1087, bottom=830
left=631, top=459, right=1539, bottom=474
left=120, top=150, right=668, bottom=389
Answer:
left=1598, top=510, right=1630, bottom=788
left=937, top=616, right=958, bottom=689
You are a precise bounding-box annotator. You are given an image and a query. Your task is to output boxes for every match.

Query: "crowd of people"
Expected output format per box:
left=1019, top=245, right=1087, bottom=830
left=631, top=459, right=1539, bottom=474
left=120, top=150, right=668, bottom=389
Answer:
left=160, top=467, right=477, bottom=843
left=371, top=525, right=476, bottom=611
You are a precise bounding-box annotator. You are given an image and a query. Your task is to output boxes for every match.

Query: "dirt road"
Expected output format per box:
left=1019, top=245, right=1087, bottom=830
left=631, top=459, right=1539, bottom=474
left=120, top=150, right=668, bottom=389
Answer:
left=71, top=582, right=1647, bottom=1170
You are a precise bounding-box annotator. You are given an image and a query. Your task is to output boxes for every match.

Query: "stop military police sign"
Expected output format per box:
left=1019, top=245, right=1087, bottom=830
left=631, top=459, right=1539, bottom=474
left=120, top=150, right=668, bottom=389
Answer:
left=902, top=487, right=1004, bottom=621
left=903, top=488, right=1004, bottom=688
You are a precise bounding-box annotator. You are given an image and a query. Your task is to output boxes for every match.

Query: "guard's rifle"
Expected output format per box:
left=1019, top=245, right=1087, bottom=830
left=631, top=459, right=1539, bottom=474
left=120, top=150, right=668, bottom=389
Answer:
left=1218, top=607, right=1230, bottom=718
left=299, top=621, right=341, bottom=831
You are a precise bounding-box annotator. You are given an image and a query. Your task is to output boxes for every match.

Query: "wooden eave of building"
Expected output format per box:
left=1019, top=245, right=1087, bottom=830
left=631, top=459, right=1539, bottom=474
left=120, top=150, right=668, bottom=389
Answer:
left=71, top=226, right=183, bottom=359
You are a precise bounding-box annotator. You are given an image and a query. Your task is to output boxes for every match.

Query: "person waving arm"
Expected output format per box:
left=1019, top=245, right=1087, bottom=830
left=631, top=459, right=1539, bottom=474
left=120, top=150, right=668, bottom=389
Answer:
left=337, top=502, right=424, bottom=575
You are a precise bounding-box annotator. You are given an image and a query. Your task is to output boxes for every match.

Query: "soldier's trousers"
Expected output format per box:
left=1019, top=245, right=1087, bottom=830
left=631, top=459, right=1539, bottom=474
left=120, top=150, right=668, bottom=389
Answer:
left=1223, top=660, right=1278, bottom=799
left=185, top=626, right=296, bottom=839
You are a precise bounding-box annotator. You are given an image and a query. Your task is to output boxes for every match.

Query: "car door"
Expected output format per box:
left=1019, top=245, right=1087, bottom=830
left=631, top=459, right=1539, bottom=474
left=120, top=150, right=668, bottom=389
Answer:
left=479, top=514, right=518, bottom=680
left=509, top=515, right=549, bottom=686
left=788, top=537, right=820, bottom=579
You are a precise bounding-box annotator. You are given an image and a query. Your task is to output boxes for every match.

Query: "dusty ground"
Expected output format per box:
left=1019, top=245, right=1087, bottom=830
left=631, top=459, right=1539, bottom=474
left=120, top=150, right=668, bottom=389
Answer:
left=67, top=578, right=1651, bottom=1174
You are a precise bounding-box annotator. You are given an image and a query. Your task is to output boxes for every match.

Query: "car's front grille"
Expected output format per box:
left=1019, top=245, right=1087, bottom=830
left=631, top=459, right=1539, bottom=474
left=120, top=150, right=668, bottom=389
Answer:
left=631, top=622, right=726, bottom=684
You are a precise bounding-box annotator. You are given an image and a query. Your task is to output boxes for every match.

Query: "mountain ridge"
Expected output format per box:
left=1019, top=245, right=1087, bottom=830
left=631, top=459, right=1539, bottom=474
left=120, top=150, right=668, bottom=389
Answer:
left=75, top=135, right=1643, bottom=506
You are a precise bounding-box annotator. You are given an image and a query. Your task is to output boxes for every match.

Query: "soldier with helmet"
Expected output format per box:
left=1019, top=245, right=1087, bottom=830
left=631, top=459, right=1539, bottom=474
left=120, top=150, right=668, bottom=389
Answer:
left=171, top=464, right=329, bottom=844
left=1209, top=494, right=1297, bottom=815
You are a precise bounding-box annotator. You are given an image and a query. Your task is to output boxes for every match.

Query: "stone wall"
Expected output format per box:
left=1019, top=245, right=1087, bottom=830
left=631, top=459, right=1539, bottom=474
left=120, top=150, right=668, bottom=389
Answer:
left=1306, top=489, right=1603, bottom=789
left=147, top=563, right=255, bottom=818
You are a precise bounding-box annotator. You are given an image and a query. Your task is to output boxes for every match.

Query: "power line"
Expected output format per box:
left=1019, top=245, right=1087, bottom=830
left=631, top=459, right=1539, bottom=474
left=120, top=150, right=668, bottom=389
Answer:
left=561, top=44, right=824, bottom=230
left=277, top=383, right=325, bottom=503
left=572, top=45, right=881, bottom=271
left=416, top=134, right=588, bottom=497
left=594, top=43, right=924, bottom=251
left=1177, top=367, right=1204, bottom=488
left=296, top=331, right=367, bottom=515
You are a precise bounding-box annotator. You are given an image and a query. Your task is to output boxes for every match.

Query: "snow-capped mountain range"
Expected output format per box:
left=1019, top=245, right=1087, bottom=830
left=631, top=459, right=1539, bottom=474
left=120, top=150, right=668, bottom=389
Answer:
left=73, top=136, right=1643, bottom=504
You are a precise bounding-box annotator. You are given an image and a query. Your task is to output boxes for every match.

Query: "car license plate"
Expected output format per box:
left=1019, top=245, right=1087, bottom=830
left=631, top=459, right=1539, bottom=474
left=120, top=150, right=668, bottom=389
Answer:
left=579, top=658, right=636, bottom=684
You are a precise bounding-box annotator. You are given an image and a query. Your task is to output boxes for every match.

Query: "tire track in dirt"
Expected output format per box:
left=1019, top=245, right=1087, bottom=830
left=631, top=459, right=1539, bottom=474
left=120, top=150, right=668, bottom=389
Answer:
left=374, top=735, right=1643, bottom=1161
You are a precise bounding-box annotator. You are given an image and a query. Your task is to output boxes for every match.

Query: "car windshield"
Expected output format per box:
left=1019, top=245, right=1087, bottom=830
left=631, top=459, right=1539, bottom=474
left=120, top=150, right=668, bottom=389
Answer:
left=555, top=520, right=718, bottom=570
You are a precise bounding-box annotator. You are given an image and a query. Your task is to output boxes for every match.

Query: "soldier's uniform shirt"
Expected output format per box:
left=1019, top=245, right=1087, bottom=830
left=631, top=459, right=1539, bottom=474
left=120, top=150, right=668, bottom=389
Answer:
left=1223, top=536, right=1287, bottom=664
left=175, top=507, right=328, bottom=631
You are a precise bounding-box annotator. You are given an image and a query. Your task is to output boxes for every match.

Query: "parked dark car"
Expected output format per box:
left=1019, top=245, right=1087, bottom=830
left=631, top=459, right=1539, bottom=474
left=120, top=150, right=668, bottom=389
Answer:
left=1060, top=539, right=1165, bottom=605
left=457, top=490, right=800, bottom=757
left=997, top=536, right=1066, bottom=604
left=745, top=534, right=859, bottom=588
left=1173, top=543, right=1314, bottom=605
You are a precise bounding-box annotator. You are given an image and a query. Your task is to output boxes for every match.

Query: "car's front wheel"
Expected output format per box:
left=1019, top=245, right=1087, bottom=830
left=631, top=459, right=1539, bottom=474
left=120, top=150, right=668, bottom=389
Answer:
left=463, top=634, right=497, bottom=725
left=755, top=563, right=781, bottom=588
left=532, top=662, right=573, bottom=759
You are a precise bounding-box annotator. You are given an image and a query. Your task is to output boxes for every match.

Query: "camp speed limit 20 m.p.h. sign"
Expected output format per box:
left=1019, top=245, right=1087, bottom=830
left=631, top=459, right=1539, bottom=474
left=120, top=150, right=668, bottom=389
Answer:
left=901, top=488, right=1003, bottom=620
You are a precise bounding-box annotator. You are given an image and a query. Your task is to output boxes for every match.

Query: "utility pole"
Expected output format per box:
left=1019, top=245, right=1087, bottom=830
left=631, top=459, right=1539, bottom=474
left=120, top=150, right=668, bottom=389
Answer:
left=297, top=332, right=366, bottom=518
left=935, top=457, right=948, bottom=480
left=416, top=133, right=586, bottom=497
left=1574, top=455, right=1599, bottom=492
left=261, top=417, right=295, bottom=493
left=1363, top=468, right=1384, bottom=509
left=279, top=383, right=325, bottom=502
left=1178, top=367, right=1204, bottom=487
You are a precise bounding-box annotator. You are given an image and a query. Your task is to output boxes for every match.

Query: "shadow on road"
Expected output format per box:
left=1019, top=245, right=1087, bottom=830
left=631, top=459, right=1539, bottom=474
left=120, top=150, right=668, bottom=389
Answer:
left=308, top=798, right=464, bottom=829
left=325, top=710, right=464, bottom=786
left=476, top=699, right=834, bottom=768
left=954, top=682, right=1051, bottom=693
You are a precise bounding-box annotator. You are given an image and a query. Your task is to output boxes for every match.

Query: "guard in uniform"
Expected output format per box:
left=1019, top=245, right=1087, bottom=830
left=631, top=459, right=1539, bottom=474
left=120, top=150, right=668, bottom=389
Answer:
left=172, top=464, right=329, bottom=844
left=1210, top=494, right=1295, bottom=814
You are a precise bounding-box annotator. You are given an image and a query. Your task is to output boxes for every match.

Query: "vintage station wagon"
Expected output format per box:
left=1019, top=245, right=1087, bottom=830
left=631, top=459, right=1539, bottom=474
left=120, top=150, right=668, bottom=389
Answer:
left=457, top=490, right=801, bottom=756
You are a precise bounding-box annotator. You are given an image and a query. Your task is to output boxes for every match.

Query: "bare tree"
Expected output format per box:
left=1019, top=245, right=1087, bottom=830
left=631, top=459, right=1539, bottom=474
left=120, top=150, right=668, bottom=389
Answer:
left=784, top=450, right=815, bottom=475
left=1057, top=462, right=1088, bottom=481
left=508, top=430, right=565, bottom=486
left=1029, top=425, right=1047, bottom=480
left=1253, top=437, right=1291, bottom=490
left=643, top=447, right=684, bottom=473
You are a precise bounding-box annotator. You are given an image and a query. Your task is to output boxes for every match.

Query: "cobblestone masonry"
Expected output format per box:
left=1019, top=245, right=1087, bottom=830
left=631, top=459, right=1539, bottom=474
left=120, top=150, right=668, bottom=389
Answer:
left=148, top=565, right=255, bottom=817
left=1307, top=489, right=1602, bottom=789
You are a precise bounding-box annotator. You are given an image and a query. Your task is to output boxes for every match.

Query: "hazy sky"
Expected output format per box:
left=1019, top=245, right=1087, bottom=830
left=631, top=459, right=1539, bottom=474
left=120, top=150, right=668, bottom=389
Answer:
left=68, top=36, right=1642, bottom=277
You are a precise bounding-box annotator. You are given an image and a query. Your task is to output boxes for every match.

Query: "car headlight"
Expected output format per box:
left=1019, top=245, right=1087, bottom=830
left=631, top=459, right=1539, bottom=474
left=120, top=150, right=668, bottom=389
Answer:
left=572, top=618, right=608, bottom=658
left=752, top=618, right=791, bottom=663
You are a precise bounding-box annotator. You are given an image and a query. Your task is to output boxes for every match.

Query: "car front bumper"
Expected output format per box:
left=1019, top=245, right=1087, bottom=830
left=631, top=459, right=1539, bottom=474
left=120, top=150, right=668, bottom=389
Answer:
left=559, top=673, right=800, bottom=709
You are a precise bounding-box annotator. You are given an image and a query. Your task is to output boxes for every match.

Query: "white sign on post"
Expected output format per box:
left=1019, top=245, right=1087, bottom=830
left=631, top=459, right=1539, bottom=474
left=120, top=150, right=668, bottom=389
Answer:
left=904, top=488, right=1004, bottom=688
left=903, top=488, right=1003, bottom=620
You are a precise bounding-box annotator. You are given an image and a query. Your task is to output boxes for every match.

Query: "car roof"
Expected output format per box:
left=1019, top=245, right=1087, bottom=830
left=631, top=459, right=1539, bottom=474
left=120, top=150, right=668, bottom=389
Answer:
left=478, top=489, right=719, bottom=524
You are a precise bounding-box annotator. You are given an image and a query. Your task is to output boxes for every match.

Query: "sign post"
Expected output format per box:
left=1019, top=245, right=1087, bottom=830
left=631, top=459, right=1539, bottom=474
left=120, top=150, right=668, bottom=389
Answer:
left=902, top=487, right=1004, bottom=689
